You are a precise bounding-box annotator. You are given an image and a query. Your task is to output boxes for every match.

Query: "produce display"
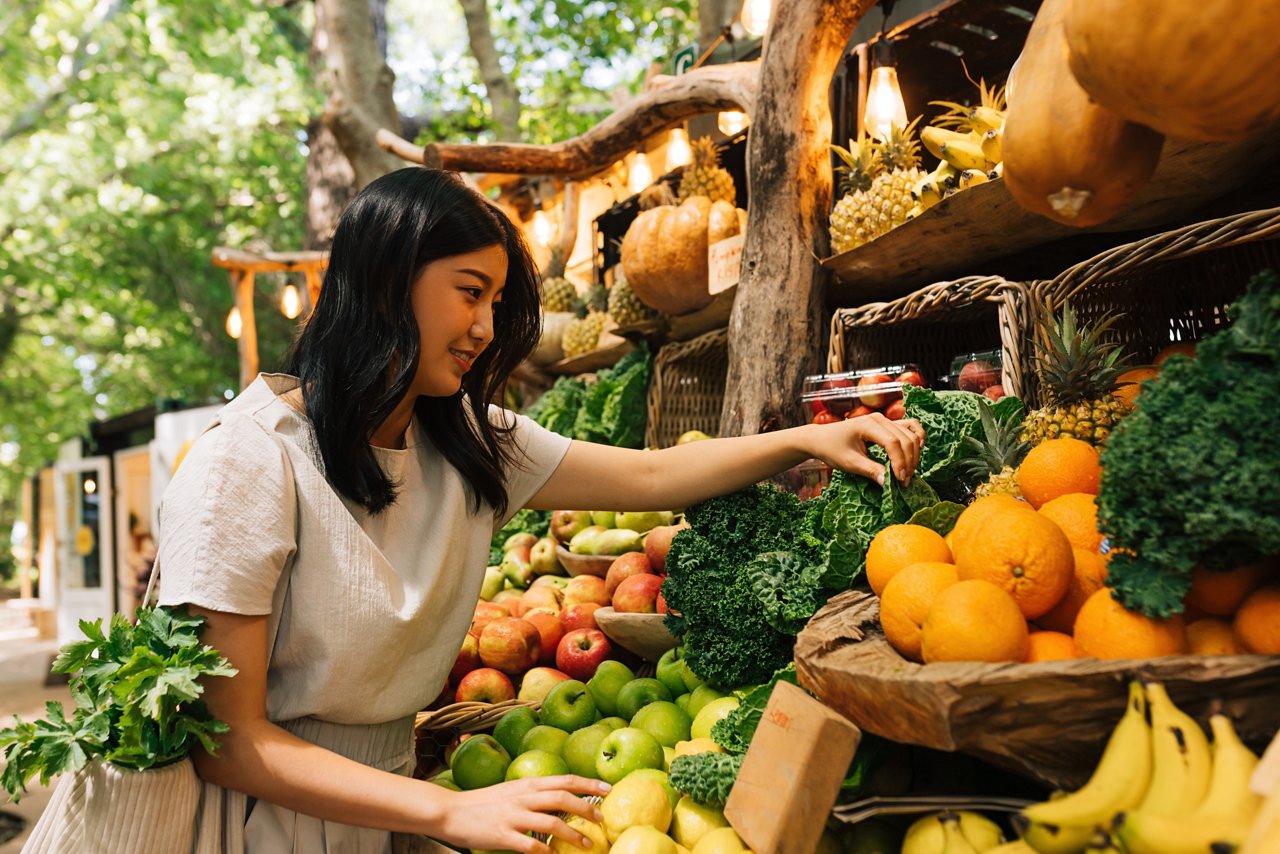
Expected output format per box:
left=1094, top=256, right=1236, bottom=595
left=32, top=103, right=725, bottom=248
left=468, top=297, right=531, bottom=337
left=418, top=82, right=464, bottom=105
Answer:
left=950, top=351, right=1004, bottom=401
left=829, top=120, right=926, bottom=253
left=524, top=345, right=652, bottom=448
left=804, top=365, right=926, bottom=425
left=914, top=77, right=1007, bottom=213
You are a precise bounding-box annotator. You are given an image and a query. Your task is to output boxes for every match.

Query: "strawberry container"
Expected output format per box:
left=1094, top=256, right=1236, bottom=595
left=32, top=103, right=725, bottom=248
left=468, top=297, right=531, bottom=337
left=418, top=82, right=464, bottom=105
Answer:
left=949, top=350, right=1005, bottom=399
left=801, top=364, right=928, bottom=424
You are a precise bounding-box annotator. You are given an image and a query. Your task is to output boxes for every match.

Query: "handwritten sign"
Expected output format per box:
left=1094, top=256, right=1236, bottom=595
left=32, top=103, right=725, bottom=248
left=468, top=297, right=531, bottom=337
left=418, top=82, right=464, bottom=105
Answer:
left=708, top=233, right=745, bottom=296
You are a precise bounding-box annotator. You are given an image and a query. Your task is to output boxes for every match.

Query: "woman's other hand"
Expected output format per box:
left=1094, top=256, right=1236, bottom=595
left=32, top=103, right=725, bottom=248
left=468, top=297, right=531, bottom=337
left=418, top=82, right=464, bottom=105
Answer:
left=436, top=775, right=611, bottom=853
left=806, top=413, right=925, bottom=486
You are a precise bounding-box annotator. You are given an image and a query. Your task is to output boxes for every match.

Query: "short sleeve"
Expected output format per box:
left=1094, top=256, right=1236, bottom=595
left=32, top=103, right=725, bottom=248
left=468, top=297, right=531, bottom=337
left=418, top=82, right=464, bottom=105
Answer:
left=489, top=406, right=571, bottom=530
left=156, top=413, right=298, bottom=615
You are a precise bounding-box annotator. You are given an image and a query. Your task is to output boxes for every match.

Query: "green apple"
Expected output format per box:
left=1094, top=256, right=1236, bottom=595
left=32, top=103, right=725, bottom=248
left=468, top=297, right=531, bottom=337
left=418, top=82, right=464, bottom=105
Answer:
left=630, top=701, right=692, bottom=748
left=479, top=567, right=504, bottom=601
left=569, top=525, right=607, bottom=554
left=595, top=727, right=665, bottom=784
left=671, top=795, right=730, bottom=847
left=562, top=723, right=611, bottom=779
left=678, top=657, right=705, bottom=693
left=492, top=706, right=539, bottom=759
left=450, top=734, right=511, bottom=790
left=615, top=510, right=675, bottom=535
left=505, top=749, right=569, bottom=781
left=674, top=693, right=692, bottom=714
left=655, top=648, right=688, bottom=697
left=690, top=697, right=740, bottom=741
left=519, top=724, right=570, bottom=757
left=616, top=678, right=672, bottom=721
left=598, top=716, right=628, bottom=731
left=428, top=770, right=461, bottom=792
left=662, top=745, right=675, bottom=771
left=627, top=768, right=680, bottom=811
left=586, top=660, right=635, bottom=716
left=687, top=685, right=728, bottom=719
left=591, top=510, right=617, bottom=528
left=541, top=679, right=598, bottom=732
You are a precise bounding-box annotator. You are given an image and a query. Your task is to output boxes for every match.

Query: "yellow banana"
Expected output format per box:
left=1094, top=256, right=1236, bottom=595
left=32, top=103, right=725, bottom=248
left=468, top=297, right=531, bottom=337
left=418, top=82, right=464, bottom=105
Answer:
left=932, top=161, right=962, bottom=191
left=1116, top=714, right=1262, bottom=854
left=906, top=203, right=927, bottom=221
left=1136, top=682, right=1211, bottom=815
left=940, top=813, right=980, bottom=854
left=921, top=126, right=974, bottom=161
left=1242, top=776, right=1280, bottom=853
left=1011, top=814, right=1096, bottom=854
left=959, top=169, right=990, bottom=190
left=940, top=138, right=993, bottom=172
left=1081, top=830, right=1123, bottom=853
left=969, top=105, right=1005, bottom=134
left=981, top=127, right=1003, bottom=164
left=912, top=173, right=942, bottom=206
left=987, top=841, right=1039, bottom=854
left=1022, top=682, right=1152, bottom=828
left=988, top=162, right=1004, bottom=180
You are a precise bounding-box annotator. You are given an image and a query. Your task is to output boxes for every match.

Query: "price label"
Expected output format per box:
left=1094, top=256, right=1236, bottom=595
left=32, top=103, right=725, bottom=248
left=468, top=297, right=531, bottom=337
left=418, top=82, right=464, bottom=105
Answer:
left=708, top=233, right=745, bottom=296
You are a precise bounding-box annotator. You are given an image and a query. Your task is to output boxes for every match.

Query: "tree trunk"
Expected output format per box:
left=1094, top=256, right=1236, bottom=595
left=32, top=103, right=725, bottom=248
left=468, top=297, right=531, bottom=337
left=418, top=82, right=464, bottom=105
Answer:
left=719, top=0, right=876, bottom=436
left=457, top=0, right=522, bottom=141
left=315, top=0, right=404, bottom=188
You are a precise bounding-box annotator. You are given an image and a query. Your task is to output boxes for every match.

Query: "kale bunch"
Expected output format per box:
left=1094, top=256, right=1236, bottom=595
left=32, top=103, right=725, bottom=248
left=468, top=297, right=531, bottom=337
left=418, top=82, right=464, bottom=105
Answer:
left=1099, top=271, right=1280, bottom=617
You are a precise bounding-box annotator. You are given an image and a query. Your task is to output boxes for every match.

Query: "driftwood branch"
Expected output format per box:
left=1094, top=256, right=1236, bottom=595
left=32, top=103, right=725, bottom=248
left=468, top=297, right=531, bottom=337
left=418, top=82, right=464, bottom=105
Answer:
left=376, top=61, right=760, bottom=178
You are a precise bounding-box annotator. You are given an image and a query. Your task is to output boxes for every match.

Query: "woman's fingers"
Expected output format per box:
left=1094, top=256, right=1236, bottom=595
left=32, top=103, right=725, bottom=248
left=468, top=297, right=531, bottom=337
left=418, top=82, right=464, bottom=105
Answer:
left=858, top=416, right=914, bottom=481
left=522, top=789, right=603, bottom=824
left=840, top=452, right=886, bottom=485
left=536, top=775, right=610, bottom=799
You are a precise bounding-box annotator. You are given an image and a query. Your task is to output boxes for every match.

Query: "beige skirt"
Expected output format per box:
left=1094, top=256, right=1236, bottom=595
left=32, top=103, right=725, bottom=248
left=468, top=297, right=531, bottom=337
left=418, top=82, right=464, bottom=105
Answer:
left=191, top=715, right=453, bottom=854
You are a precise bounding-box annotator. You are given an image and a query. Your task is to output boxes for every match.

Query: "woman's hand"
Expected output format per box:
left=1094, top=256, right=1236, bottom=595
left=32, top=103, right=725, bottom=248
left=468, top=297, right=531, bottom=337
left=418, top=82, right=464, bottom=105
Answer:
left=435, top=775, right=611, bottom=853
left=805, top=413, right=926, bottom=486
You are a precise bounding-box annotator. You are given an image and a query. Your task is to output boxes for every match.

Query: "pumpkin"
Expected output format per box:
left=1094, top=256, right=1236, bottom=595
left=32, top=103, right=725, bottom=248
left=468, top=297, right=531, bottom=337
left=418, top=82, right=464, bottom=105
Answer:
left=530, top=311, right=573, bottom=365
left=1001, top=0, right=1165, bottom=227
left=619, top=195, right=741, bottom=315
left=1065, top=0, right=1280, bottom=142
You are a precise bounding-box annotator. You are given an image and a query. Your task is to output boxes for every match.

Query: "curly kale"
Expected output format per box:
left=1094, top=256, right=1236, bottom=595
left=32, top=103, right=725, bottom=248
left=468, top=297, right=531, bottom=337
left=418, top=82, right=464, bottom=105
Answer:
left=667, top=752, right=744, bottom=806
left=1099, top=271, right=1280, bottom=617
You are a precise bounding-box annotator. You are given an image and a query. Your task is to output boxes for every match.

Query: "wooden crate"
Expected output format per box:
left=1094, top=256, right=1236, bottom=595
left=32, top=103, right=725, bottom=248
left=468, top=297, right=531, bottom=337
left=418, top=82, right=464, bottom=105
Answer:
left=645, top=327, right=729, bottom=448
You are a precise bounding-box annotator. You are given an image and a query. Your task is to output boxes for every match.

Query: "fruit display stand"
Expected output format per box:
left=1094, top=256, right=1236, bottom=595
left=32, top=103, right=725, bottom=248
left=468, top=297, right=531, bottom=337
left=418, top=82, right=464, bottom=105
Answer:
left=593, top=607, right=679, bottom=662
left=794, top=589, right=1280, bottom=790
left=644, top=327, right=729, bottom=448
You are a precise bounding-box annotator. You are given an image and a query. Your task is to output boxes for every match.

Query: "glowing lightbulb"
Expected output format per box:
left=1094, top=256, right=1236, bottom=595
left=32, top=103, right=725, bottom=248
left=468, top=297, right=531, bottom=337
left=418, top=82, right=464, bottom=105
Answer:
left=863, top=65, right=908, bottom=141
left=740, top=0, right=771, bottom=37
left=281, top=284, right=301, bottom=319
left=83, top=478, right=97, bottom=495
left=717, top=111, right=750, bottom=136
left=628, top=152, right=653, bottom=194
left=665, top=128, right=692, bottom=171
left=532, top=210, right=555, bottom=248
left=225, top=306, right=242, bottom=340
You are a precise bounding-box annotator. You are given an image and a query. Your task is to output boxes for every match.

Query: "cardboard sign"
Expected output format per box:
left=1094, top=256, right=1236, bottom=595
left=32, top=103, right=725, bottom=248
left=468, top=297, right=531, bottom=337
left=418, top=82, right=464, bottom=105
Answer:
left=708, top=233, right=745, bottom=296
left=725, top=681, right=862, bottom=854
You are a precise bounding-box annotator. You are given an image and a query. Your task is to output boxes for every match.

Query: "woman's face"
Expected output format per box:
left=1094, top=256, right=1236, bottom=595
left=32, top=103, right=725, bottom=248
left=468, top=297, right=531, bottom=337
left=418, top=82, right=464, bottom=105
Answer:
left=409, top=244, right=508, bottom=397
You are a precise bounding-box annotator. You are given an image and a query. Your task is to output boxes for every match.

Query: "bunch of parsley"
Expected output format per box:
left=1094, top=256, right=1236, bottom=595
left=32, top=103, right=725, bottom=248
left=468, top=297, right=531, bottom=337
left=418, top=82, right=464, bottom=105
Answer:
left=0, top=607, right=236, bottom=800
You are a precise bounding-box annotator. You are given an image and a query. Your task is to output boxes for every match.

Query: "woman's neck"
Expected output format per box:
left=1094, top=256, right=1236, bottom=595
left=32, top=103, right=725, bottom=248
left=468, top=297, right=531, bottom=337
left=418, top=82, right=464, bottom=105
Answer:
left=370, top=394, right=416, bottom=449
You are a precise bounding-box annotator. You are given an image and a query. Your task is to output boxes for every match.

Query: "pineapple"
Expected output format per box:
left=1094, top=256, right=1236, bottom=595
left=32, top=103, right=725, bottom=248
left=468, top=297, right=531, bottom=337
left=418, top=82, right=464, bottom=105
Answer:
left=1022, top=305, right=1133, bottom=447
left=678, top=137, right=736, bottom=205
left=930, top=77, right=1007, bottom=136
left=608, top=264, right=657, bottom=327
left=561, top=282, right=610, bottom=359
left=961, top=400, right=1031, bottom=499
left=540, top=247, right=576, bottom=313
left=829, top=119, right=925, bottom=254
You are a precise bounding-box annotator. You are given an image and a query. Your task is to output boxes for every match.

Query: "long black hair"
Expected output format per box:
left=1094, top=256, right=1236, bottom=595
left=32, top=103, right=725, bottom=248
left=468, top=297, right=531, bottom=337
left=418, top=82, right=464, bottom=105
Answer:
left=289, top=168, right=541, bottom=517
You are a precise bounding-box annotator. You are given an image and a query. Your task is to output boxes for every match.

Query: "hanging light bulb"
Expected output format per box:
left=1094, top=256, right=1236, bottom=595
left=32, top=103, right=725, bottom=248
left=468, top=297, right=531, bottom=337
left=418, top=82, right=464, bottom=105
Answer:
left=225, top=306, right=242, bottom=340
left=281, top=283, right=302, bottom=319
left=863, top=40, right=908, bottom=141
left=665, top=127, right=692, bottom=171
left=532, top=209, right=556, bottom=248
left=628, top=151, right=653, bottom=194
left=717, top=111, right=750, bottom=136
left=740, top=0, right=771, bottom=37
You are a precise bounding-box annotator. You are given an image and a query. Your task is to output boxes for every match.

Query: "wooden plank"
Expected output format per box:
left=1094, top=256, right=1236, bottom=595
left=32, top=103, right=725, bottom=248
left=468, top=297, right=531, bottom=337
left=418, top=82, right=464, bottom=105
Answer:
left=825, top=125, right=1280, bottom=304
left=233, top=270, right=259, bottom=391
left=212, top=246, right=329, bottom=273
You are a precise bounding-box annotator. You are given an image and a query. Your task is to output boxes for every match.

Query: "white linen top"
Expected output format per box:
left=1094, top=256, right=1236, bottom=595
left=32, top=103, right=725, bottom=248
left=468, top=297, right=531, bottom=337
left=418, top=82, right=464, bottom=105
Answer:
left=156, top=373, right=570, bottom=725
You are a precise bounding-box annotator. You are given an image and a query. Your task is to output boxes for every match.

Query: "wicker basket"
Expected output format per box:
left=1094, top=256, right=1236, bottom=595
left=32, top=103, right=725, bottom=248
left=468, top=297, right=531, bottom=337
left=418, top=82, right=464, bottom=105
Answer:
left=645, top=327, right=729, bottom=448
left=795, top=590, right=1280, bottom=790
left=828, top=276, right=1032, bottom=402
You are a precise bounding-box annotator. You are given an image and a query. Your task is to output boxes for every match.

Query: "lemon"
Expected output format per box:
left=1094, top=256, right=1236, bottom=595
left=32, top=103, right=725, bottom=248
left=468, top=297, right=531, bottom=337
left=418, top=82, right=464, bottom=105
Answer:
left=673, top=738, right=724, bottom=759
left=691, top=827, right=749, bottom=854
left=671, top=796, right=731, bottom=848
left=690, top=698, right=740, bottom=741
left=549, top=816, right=609, bottom=854
left=628, top=768, right=680, bottom=810
left=609, top=826, right=678, bottom=854
left=601, top=774, right=674, bottom=842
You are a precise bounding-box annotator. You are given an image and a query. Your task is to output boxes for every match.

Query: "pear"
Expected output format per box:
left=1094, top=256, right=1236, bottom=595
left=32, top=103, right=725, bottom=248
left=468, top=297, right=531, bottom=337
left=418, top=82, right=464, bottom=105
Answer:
left=568, top=525, right=608, bottom=554
left=615, top=510, right=675, bottom=535
left=586, top=528, right=643, bottom=556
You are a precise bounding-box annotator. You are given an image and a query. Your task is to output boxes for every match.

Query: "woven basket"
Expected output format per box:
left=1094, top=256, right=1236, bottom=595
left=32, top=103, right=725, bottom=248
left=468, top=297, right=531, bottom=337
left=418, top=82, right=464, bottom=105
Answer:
left=645, top=327, right=729, bottom=448
left=795, top=590, right=1280, bottom=790
left=828, top=276, right=1032, bottom=402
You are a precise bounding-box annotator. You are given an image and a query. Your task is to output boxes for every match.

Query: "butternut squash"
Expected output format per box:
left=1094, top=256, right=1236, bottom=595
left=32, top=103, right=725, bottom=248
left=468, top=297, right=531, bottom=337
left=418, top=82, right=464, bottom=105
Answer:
left=1066, top=0, right=1280, bottom=142
left=1002, top=0, right=1165, bottom=227
left=619, top=196, right=741, bottom=315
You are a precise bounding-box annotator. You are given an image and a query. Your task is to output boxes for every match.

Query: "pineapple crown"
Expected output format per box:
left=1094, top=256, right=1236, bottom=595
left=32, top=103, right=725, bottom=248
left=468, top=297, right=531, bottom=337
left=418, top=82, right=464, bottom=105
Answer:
left=874, top=116, right=923, bottom=173
left=1036, top=304, right=1132, bottom=404
left=585, top=281, right=609, bottom=314
left=960, top=398, right=1030, bottom=479
left=832, top=130, right=880, bottom=195
left=930, top=76, right=1007, bottom=132
left=690, top=136, right=723, bottom=171
left=543, top=245, right=566, bottom=278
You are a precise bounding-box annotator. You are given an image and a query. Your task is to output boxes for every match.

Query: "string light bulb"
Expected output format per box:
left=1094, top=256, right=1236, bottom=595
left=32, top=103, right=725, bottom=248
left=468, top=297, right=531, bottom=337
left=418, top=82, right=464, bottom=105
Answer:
left=863, top=39, right=908, bottom=141
left=717, top=111, right=750, bottom=136
left=532, top=210, right=555, bottom=248
left=628, top=151, right=653, bottom=194
left=740, top=0, right=771, bottom=37
left=225, top=306, right=242, bottom=340
left=83, top=478, right=97, bottom=495
left=281, top=283, right=302, bottom=319
left=665, top=128, right=692, bottom=171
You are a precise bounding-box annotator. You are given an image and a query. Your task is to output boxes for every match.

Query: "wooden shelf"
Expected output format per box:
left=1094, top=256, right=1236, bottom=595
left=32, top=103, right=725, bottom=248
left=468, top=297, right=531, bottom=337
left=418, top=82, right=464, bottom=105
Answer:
left=545, top=337, right=633, bottom=376
left=823, top=124, right=1280, bottom=305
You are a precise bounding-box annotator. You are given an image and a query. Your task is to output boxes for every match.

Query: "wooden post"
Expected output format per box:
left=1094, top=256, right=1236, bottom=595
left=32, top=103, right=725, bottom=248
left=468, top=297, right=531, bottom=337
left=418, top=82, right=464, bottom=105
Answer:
left=719, top=1, right=877, bottom=437
left=233, top=270, right=259, bottom=390
left=304, top=268, right=323, bottom=314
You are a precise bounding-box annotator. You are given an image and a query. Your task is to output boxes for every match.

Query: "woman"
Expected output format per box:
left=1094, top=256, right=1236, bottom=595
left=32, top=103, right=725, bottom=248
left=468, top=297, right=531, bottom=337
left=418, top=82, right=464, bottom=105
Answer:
left=157, top=168, right=923, bottom=853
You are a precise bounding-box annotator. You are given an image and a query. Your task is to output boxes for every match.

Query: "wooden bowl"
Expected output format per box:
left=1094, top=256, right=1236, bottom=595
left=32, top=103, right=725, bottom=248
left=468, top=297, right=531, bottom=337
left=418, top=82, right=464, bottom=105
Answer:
left=595, top=607, right=679, bottom=662
left=555, top=544, right=616, bottom=578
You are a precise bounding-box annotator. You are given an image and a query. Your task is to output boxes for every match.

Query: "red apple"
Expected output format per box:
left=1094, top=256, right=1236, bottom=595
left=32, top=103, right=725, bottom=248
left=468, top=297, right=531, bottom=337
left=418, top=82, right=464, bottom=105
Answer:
left=478, top=617, right=541, bottom=676
left=517, top=666, right=571, bottom=703
left=551, top=509, right=593, bottom=544
left=809, top=399, right=829, bottom=416
left=812, top=410, right=840, bottom=425
left=983, top=383, right=1006, bottom=401
left=521, top=608, right=565, bottom=666
left=521, top=584, right=564, bottom=614
left=896, top=369, right=927, bottom=389
left=644, top=525, right=684, bottom=574
left=885, top=399, right=907, bottom=421
left=857, top=373, right=896, bottom=409
left=455, top=667, right=516, bottom=704
left=657, top=591, right=669, bottom=614
left=844, top=404, right=875, bottom=420
left=613, top=573, right=664, bottom=613
left=470, top=601, right=510, bottom=638
left=556, top=629, right=612, bottom=681
left=959, top=360, right=999, bottom=392
left=820, top=377, right=856, bottom=416
left=563, top=575, right=610, bottom=609
left=449, top=632, right=481, bottom=685
left=605, top=552, right=656, bottom=597
left=561, top=603, right=602, bottom=632
left=492, top=589, right=525, bottom=617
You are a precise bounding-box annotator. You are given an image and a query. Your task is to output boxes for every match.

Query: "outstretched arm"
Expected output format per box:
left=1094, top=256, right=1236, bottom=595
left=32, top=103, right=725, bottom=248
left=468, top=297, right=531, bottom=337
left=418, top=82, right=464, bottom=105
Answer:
left=527, top=412, right=924, bottom=512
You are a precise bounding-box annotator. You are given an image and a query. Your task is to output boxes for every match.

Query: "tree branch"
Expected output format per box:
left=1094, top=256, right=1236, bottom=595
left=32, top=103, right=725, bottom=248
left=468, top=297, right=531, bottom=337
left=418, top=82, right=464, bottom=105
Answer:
left=376, top=60, right=758, bottom=177
left=457, top=0, right=522, bottom=140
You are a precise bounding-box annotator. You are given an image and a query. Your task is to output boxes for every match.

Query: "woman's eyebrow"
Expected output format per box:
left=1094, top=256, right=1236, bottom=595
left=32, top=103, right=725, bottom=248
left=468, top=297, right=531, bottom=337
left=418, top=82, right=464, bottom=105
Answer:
left=456, top=267, right=494, bottom=286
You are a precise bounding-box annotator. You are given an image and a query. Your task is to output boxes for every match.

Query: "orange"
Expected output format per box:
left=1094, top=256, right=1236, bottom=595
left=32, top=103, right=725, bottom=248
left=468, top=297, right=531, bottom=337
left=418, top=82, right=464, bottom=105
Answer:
left=1113, top=368, right=1159, bottom=407
left=1185, top=560, right=1272, bottom=616
left=880, top=562, right=960, bottom=662
left=1037, top=548, right=1110, bottom=634
left=866, top=524, right=953, bottom=595
left=1038, top=493, right=1103, bottom=553
left=1026, top=630, right=1078, bottom=662
left=954, top=506, right=1074, bottom=620
left=1073, top=588, right=1189, bottom=659
left=1233, top=585, right=1280, bottom=654
left=921, top=580, right=1029, bottom=663
left=949, top=494, right=1025, bottom=556
left=1155, top=341, right=1196, bottom=366
left=1016, top=438, right=1102, bottom=509
left=1187, top=619, right=1245, bottom=656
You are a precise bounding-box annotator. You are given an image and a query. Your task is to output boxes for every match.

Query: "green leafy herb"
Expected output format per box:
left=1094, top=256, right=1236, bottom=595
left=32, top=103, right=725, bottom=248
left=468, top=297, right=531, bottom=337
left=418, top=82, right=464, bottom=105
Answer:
left=907, top=501, right=966, bottom=536
left=0, top=607, right=236, bottom=799
left=524, top=346, right=653, bottom=449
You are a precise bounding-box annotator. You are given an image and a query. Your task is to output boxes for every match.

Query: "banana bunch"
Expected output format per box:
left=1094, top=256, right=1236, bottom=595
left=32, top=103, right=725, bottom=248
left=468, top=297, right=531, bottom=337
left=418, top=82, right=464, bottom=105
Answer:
left=902, top=811, right=1006, bottom=854
left=909, top=79, right=1007, bottom=220
left=1012, top=681, right=1264, bottom=854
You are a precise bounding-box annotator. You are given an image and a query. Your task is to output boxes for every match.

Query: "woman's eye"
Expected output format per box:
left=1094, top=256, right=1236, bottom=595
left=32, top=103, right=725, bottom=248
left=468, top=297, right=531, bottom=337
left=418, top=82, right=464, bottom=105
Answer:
left=463, top=287, right=482, bottom=298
